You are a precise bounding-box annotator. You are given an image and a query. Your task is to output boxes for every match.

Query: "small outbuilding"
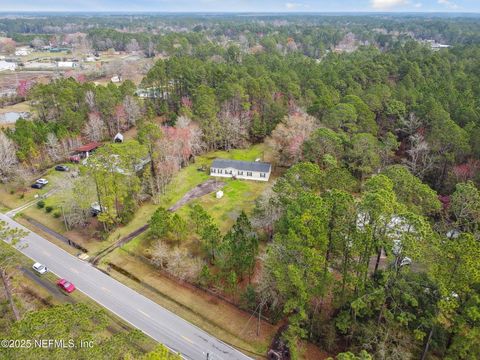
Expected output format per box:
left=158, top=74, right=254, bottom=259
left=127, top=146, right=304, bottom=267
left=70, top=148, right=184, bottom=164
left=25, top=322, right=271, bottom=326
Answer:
left=111, top=75, right=121, bottom=83
left=114, top=133, right=124, bottom=143
left=210, top=158, right=271, bottom=182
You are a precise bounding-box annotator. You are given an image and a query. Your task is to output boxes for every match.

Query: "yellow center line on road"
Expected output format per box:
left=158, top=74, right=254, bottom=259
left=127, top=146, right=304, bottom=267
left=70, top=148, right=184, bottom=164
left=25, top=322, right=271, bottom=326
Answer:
left=181, top=335, right=194, bottom=344
left=138, top=309, right=151, bottom=318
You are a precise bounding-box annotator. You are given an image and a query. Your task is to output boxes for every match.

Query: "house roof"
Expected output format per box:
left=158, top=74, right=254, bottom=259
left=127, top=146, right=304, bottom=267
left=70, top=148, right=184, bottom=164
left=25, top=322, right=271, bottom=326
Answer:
left=211, top=158, right=271, bottom=173
left=75, top=142, right=102, bottom=152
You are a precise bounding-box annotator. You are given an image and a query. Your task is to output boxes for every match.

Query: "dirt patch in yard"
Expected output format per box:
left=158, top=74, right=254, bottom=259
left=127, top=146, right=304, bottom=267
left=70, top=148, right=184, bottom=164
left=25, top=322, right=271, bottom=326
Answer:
left=168, top=179, right=226, bottom=211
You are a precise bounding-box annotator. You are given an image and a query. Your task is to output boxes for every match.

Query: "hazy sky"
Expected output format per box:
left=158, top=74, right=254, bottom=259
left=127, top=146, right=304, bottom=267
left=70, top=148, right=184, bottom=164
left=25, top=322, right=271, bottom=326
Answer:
left=2, top=0, right=480, bottom=13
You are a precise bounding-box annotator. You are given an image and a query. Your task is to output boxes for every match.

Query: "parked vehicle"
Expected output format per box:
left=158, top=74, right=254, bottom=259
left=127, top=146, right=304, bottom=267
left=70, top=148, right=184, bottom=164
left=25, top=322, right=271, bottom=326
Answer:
left=31, top=182, right=45, bottom=189
left=55, top=165, right=69, bottom=172
left=57, top=278, right=76, bottom=293
left=90, top=202, right=106, bottom=216
left=32, top=262, right=48, bottom=274
left=400, top=257, right=412, bottom=267
left=35, top=178, right=49, bottom=185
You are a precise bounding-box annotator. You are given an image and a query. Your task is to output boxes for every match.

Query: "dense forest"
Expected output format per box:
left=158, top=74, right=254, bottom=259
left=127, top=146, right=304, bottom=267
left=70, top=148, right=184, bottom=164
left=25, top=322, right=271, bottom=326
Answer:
left=1, top=14, right=480, bottom=360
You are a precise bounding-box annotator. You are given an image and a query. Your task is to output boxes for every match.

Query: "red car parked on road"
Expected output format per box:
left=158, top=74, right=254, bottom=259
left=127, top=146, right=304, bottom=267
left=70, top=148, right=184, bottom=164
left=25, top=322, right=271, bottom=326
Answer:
left=57, top=278, right=76, bottom=293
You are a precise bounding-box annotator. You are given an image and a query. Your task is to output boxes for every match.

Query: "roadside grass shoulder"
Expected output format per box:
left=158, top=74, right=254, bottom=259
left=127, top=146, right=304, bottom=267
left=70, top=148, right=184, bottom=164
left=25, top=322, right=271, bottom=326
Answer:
left=1, top=240, right=156, bottom=351
left=101, top=249, right=275, bottom=357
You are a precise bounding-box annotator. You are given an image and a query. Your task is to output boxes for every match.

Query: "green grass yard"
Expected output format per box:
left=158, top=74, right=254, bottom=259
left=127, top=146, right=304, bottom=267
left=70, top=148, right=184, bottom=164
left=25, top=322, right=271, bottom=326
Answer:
left=1, top=144, right=271, bottom=256
left=109, top=143, right=270, bottom=245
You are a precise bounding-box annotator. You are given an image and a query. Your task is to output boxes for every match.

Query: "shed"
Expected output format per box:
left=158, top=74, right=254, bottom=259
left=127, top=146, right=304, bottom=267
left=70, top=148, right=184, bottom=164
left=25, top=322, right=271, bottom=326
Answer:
left=114, top=133, right=124, bottom=143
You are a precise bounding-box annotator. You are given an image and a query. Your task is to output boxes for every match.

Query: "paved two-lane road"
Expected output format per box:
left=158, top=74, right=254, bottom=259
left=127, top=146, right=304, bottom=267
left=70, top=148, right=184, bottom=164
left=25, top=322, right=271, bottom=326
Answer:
left=0, top=213, right=252, bottom=360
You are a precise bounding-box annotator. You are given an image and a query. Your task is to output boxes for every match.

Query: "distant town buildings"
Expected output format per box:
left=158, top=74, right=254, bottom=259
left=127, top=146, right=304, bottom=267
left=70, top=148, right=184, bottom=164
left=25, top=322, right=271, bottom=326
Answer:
left=15, top=47, right=32, bottom=56
left=57, top=61, right=79, bottom=69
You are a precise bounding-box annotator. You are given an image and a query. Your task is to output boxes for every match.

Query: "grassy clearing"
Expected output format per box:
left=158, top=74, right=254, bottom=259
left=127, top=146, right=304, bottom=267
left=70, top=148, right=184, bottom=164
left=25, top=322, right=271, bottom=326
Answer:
left=101, top=250, right=276, bottom=357
left=0, top=164, right=79, bottom=211
left=107, top=143, right=269, bottom=243
left=0, top=101, right=31, bottom=114
left=21, top=51, right=70, bottom=61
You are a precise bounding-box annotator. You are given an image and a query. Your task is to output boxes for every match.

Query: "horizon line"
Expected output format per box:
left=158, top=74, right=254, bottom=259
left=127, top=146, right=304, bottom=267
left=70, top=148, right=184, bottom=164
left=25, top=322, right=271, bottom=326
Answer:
left=1, top=11, right=480, bottom=15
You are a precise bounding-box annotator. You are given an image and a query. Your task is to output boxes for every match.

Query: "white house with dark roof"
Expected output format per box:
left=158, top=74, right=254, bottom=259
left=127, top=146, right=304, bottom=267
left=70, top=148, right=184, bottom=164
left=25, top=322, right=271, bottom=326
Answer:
left=210, top=159, right=271, bottom=182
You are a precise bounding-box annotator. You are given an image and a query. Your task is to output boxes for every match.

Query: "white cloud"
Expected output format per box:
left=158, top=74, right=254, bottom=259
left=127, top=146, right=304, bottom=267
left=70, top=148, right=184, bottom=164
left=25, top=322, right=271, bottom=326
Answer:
left=285, top=2, right=310, bottom=10
left=414, top=2, right=422, bottom=8
left=371, top=0, right=409, bottom=10
left=438, top=0, right=459, bottom=9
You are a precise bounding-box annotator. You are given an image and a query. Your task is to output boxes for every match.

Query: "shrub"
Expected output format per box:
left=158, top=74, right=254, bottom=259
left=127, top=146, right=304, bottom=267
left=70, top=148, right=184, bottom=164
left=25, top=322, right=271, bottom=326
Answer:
left=45, top=205, right=54, bottom=213
left=52, top=210, right=61, bottom=218
left=9, top=189, right=14, bottom=195
left=37, top=200, right=45, bottom=208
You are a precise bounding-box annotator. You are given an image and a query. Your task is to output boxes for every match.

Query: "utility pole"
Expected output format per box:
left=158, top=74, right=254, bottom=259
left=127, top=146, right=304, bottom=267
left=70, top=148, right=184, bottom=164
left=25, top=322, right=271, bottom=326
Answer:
left=257, top=304, right=261, bottom=336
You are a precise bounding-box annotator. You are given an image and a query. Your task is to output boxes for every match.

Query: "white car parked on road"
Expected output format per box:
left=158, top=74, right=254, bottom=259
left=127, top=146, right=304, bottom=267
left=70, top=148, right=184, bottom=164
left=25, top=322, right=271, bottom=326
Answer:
left=35, top=178, right=49, bottom=185
left=32, top=262, right=48, bottom=274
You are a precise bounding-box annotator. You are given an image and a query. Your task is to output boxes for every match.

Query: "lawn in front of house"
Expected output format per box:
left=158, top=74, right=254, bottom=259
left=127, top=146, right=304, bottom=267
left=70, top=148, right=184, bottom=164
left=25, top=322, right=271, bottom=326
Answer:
left=0, top=163, right=80, bottom=211
left=107, top=143, right=269, bottom=245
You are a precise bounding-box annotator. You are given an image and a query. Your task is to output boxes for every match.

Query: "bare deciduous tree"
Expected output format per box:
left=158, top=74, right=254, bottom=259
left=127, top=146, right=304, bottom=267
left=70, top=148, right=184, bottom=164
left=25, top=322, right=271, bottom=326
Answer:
left=251, top=187, right=282, bottom=239
left=83, top=112, right=105, bottom=142
left=218, top=110, right=249, bottom=150
left=0, top=132, right=18, bottom=182
left=403, top=133, right=434, bottom=179
left=267, top=111, right=317, bottom=166
left=85, top=90, right=96, bottom=112
left=150, top=242, right=203, bottom=281
left=123, top=95, right=142, bottom=128
left=150, top=241, right=170, bottom=269
left=125, top=39, right=141, bottom=53
left=45, top=132, right=63, bottom=162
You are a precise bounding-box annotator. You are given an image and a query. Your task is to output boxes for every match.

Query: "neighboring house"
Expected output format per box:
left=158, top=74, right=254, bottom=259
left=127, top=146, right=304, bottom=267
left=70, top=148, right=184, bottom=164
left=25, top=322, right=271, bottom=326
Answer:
left=210, top=158, right=271, bottom=182
left=135, top=87, right=168, bottom=99
left=0, top=60, right=16, bottom=71
left=15, top=47, right=31, bottom=56
left=57, top=61, right=78, bottom=68
left=69, top=142, right=102, bottom=162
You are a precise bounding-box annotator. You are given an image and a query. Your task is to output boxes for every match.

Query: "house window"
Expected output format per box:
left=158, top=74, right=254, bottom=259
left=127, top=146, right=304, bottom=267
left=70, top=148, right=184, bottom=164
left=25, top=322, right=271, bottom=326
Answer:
left=228, top=170, right=233, bottom=174
left=211, top=168, right=216, bottom=173
left=247, top=171, right=252, bottom=176
left=238, top=171, right=244, bottom=175
left=260, top=173, right=266, bottom=178
left=218, top=169, right=223, bottom=174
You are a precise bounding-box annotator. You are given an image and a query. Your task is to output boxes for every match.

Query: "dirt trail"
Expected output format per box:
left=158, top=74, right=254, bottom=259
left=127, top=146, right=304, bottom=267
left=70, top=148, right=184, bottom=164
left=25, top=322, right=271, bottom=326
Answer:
left=93, top=179, right=225, bottom=264
left=168, top=179, right=225, bottom=211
